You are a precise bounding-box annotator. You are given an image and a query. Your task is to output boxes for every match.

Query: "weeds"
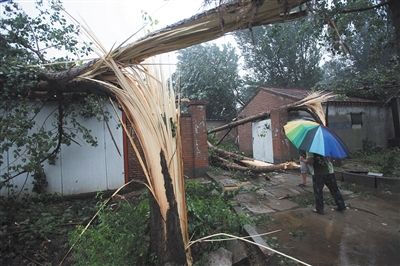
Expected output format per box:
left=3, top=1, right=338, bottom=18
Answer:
left=290, top=191, right=336, bottom=207
left=350, top=147, right=400, bottom=177
left=69, top=180, right=252, bottom=265
left=70, top=196, right=150, bottom=266
left=185, top=180, right=253, bottom=261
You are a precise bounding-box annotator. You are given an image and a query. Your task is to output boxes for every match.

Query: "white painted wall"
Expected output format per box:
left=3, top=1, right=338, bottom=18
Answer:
left=252, top=119, right=274, bottom=163
left=0, top=103, right=124, bottom=196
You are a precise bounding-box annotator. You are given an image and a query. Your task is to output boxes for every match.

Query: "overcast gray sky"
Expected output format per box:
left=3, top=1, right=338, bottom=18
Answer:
left=62, top=0, right=207, bottom=50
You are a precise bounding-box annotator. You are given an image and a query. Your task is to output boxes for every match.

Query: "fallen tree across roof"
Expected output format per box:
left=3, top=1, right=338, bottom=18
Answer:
left=208, top=91, right=333, bottom=136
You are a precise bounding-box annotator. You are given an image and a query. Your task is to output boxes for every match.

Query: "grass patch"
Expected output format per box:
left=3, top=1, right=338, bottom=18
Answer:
left=349, top=147, right=400, bottom=177
left=70, top=195, right=150, bottom=266
left=69, top=180, right=252, bottom=265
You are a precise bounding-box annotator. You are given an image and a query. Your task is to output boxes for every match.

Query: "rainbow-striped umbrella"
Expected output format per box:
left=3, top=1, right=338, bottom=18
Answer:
left=284, top=119, right=349, bottom=159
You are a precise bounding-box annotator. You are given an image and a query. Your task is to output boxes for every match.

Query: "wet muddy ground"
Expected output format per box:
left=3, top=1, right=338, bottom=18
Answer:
left=257, top=189, right=400, bottom=265
left=209, top=169, right=400, bottom=265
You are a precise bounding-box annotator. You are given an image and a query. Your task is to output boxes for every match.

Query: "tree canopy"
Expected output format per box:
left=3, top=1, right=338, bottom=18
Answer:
left=174, top=43, right=241, bottom=120
left=0, top=0, right=104, bottom=192
left=204, top=0, right=399, bottom=102
left=314, top=0, right=399, bottom=100
left=235, top=17, right=322, bottom=90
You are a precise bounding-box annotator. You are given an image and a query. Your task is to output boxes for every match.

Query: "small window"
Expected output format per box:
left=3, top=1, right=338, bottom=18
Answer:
left=350, top=113, right=363, bottom=129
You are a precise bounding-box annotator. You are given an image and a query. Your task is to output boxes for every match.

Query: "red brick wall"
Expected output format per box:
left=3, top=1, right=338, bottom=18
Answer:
left=124, top=101, right=209, bottom=182
left=180, top=114, right=194, bottom=178
left=237, top=89, right=296, bottom=155
left=187, top=102, right=209, bottom=177
left=270, top=109, right=297, bottom=162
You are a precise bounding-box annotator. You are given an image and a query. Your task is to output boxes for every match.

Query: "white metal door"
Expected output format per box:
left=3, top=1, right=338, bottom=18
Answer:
left=252, top=119, right=274, bottom=163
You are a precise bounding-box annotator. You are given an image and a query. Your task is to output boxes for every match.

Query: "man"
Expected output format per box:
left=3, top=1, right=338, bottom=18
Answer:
left=306, top=152, right=346, bottom=214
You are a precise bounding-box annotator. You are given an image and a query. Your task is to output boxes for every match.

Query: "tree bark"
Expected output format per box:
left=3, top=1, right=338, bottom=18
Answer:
left=388, top=0, right=400, bottom=55
left=208, top=141, right=254, bottom=161
left=211, top=153, right=299, bottom=173
left=212, top=155, right=251, bottom=171
left=208, top=105, right=323, bottom=134
left=248, top=161, right=299, bottom=173
left=209, top=142, right=299, bottom=173
left=208, top=112, right=270, bottom=134
left=149, top=151, right=187, bottom=266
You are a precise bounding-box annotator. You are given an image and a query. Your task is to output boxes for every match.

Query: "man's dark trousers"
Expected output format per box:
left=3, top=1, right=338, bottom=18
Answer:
left=312, top=173, right=345, bottom=213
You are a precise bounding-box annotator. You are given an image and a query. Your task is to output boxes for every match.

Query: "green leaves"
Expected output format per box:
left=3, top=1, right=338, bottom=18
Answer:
left=70, top=199, right=151, bottom=266
left=0, top=1, right=101, bottom=190
left=174, top=43, right=241, bottom=119
left=314, top=1, right=398, bottom=99
left=235, top=18, right=322, bottom=90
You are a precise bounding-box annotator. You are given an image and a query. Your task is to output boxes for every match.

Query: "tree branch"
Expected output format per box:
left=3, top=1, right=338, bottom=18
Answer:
left=28, top=23, right=46, bottom=63
left=0, top=94, right=64, bottom=186
left=339, top=1, right=389, bottom=14
left=324, top=16, right=351, bottom=55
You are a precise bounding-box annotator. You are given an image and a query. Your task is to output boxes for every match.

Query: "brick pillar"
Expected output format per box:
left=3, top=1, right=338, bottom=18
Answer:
left=180, top=114, right=194, bottom=178
left=270, top=109, right=295, bottom=163
left=187, top=101, right=209, bottom=177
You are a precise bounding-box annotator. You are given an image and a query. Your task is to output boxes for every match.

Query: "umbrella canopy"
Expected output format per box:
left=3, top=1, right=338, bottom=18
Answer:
left=284, top=119, right=349, bottom=159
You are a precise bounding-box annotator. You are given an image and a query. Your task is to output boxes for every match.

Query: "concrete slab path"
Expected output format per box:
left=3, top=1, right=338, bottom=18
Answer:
left=206, top=169, right=400, bottom=266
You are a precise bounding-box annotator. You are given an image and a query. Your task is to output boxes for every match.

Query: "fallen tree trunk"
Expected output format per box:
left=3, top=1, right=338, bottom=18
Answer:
left=208, top=111, right=270, bottom=134
left=211, top=153, right=299, bottom=173
left=209, top=142, right=299, bottom=173
left=249, top=161, right=299, bottom=173
left=208, top=141, right=254, bottom=161
left=212, top=155, right=251, bottom=172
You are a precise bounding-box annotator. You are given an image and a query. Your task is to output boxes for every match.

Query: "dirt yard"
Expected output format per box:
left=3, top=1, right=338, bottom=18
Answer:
left=0, top=195, right=98, bottom=265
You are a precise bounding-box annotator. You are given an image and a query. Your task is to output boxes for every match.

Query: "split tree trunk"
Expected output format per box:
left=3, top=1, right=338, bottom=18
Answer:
left=149, top=151, right=187, bottom=265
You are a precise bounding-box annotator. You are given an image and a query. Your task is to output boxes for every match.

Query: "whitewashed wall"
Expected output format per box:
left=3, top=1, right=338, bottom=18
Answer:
left=0, top=103, right=124, bottom=196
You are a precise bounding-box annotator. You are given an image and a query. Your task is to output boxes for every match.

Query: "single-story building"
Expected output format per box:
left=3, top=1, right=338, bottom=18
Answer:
left=237, top=87, right=395, bottom=163
left=0, top=101, right=208, bottom=196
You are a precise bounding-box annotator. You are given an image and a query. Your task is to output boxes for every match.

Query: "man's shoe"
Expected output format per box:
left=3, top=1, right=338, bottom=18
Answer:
left=333, top=206, right=347, bottom=212
left=312, top=208, right=324, bottom=215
